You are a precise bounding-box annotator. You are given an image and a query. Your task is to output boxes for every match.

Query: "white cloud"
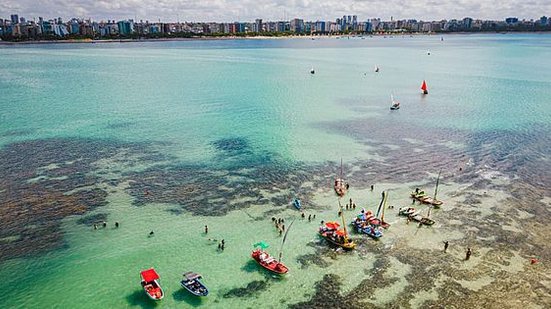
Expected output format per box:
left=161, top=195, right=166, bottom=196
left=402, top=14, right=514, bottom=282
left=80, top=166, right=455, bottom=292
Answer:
left=2, top=0, right=550, bottom=22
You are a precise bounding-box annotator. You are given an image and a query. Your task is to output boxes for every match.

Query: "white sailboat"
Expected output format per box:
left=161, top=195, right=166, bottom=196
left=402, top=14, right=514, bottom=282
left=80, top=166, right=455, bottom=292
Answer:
left=390, top=94, right=400, bottom=110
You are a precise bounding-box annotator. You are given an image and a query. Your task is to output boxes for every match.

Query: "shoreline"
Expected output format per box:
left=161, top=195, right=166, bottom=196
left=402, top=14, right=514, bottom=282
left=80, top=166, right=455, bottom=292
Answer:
left=1, top=31, right=550, bottom=45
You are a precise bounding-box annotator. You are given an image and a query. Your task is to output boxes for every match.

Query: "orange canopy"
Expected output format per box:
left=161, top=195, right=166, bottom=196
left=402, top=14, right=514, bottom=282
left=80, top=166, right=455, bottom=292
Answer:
left=325, top=221, right=340, bottom=229
left=335, top=229, right=346, bottom=236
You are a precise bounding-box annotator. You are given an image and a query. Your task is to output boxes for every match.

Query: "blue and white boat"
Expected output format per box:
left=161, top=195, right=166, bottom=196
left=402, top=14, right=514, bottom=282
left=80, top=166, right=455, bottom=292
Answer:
left=352, top=217, right=383, bottom=239
left=181, top=272, right=208, bottom=296
left=293, top=198, right=302, bottom=210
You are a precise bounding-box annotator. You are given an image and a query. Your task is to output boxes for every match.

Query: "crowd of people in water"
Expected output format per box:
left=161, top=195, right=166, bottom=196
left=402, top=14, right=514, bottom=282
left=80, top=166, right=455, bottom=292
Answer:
left=93, top=221, right=119, bottom=229
left=91, top=185, right=477, bottom=262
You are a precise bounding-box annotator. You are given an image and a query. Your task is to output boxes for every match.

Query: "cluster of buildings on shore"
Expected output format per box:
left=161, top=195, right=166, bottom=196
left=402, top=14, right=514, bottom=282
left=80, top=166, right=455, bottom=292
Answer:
left=1, top=14, right=550, bottom=40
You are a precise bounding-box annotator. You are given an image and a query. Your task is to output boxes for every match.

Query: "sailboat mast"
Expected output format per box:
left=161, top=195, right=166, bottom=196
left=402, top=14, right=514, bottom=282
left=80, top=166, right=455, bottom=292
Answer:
left=376, top=191, right=384, bottom=218
left=434, top=170, right=441, bottom=201
left=278, top=219, right=295, bottom=262
left=340, top=158, right=343, bottom=179
left=381, top=191, right=387, bottom=221
left=338, top=199, right=348, bottom=236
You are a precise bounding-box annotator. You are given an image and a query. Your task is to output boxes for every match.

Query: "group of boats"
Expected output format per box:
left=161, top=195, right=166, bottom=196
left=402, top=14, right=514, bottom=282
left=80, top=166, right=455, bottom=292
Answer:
left=352, top=191, right=391, bottom=238
left=309, top=65, right=429, bottom=112
left=138, top=163, right=444, bottom=302
left=389, top=80, right=429, bottom=110
left=139, top=268, right=208, bottom=301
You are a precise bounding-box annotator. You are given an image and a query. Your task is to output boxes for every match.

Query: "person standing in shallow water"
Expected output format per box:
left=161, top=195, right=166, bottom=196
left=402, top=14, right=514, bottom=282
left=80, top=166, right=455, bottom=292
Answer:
left=466, top=247, right=472, bottom=260
left=204, top=225, right=208, bottom=234
left=444, top=241, right=449, bottom=252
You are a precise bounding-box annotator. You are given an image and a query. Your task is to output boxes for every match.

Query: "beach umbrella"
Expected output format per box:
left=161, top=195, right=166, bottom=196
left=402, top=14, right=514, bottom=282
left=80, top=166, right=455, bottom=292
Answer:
left=253, top=241, right=269, bottom=249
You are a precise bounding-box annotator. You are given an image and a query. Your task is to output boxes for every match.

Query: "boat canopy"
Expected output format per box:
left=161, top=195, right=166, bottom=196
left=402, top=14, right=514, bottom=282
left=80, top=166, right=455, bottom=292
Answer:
left=335, top=229, right=346, bottom=236
left=141, top=268, right=160, bottom=282
left=183, top=272, right=202, bottom=281
left=325, top=222, right=340, bottom=229
left=253, top=241, right=269, bottom=249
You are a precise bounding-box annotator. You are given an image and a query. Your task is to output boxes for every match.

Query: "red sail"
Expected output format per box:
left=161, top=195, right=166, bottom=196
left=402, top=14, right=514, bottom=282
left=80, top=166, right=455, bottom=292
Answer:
left=421, top=80, right=428, bottom=91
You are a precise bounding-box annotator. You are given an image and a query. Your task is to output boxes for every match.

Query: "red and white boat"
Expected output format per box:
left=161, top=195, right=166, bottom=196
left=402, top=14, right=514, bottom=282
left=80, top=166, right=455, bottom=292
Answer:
left=251, top=249, right=289, bottom=275
left=334, top=159, right=348, bottom=197
left=140, top=268, right=164, bottom=301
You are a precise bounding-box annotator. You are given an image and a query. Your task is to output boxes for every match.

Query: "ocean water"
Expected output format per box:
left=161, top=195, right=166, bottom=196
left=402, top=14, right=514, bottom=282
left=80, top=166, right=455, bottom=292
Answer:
left=0, top=34, right=550, bottom=308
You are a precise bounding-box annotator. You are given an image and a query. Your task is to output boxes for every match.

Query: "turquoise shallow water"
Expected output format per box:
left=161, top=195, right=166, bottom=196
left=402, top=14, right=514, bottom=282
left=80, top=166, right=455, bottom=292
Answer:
left=1, top=34, right=551, bottom=308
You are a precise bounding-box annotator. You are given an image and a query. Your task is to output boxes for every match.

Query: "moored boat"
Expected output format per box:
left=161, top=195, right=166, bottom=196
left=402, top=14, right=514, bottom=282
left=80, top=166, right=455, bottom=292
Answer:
left=334, top=159, right=348, bottom=197
left=411, top=170, right=443, bottom=207
left=319, top=222, right=356, bottom=249
left=418, top=195, right=443, bottom=206
left=352, top=217, right=383, bottom=238
left=251, top=241, right=289, bottom=275
left=181, top=272, right=208, bottom=296
left=319, top=202, right=356, bottom=250
left=409, top=213, right=435, bottom=226
left=140, top=268, right=164, bottom=301
left=398, top=207, right=416, bottom=216
left=293, top=198, right=302, bottom=210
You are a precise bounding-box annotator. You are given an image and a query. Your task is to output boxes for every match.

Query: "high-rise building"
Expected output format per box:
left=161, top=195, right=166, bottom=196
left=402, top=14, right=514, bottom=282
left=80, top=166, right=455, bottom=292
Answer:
left=505, top=17, right=518, bottom=24
left=117, top=20, right=134, bottom=35
left=11, top=14, right=19, bottom=24
left=255, top=19, right=262, bottom=32
left=463, top=17, right=473, bottom=29
left=290, top=18, right=304, bottom=33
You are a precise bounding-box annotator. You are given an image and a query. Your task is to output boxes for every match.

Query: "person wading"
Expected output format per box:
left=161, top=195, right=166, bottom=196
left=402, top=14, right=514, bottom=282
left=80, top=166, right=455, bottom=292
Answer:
left=466, top=247, right=472, bottom=260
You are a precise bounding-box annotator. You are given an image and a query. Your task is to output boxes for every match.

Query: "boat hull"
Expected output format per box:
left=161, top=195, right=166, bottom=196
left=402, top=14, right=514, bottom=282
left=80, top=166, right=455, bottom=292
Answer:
left=319, top=231, right=356, bottom=250
left=181, top=281, right=208, bottom=296
left=411, top=192, right=443, bottom=207
left=398, top=207, right=416, bottom=216
left=353, top=223, right=383, bottom=238
left=293, top=199, right=302, bottom=210
left=251, top=250, right=288, bottom=274
left=141, top=280, right=164, bottom=301
left=409, top=214, right=435, bottom=226
left=334, top=178, right=347, bottom=197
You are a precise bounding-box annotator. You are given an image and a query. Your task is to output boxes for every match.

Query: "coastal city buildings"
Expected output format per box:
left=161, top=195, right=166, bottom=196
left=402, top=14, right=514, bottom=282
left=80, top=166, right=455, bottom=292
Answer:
left=1, top=14, right=550, bottom=41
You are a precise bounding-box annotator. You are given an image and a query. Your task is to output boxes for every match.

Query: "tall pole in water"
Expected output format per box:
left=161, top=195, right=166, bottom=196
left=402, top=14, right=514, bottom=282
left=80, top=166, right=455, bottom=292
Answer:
left=278, top=219, right=294, bottom=262
left=381, top=191, right=387, bottom=222
left=434, top=169, right=442, bottom=201
left=338, top=199, right=348, bottom=238
left=340, top=158, right=343, bottom=179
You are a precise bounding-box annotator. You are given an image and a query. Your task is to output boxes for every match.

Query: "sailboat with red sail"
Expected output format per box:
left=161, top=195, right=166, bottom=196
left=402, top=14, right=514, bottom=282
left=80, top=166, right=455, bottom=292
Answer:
left=421, top=80, right=428, bottom=94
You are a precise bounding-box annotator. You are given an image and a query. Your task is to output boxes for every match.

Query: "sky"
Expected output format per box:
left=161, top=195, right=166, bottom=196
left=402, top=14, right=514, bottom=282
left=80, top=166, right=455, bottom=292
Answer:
left=1, top=0, right=550, bottom=22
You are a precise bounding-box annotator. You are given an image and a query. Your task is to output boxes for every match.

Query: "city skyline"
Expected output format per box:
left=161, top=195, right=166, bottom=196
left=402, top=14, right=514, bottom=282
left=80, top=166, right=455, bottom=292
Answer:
left=2, top=0, right=550, bottom=22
